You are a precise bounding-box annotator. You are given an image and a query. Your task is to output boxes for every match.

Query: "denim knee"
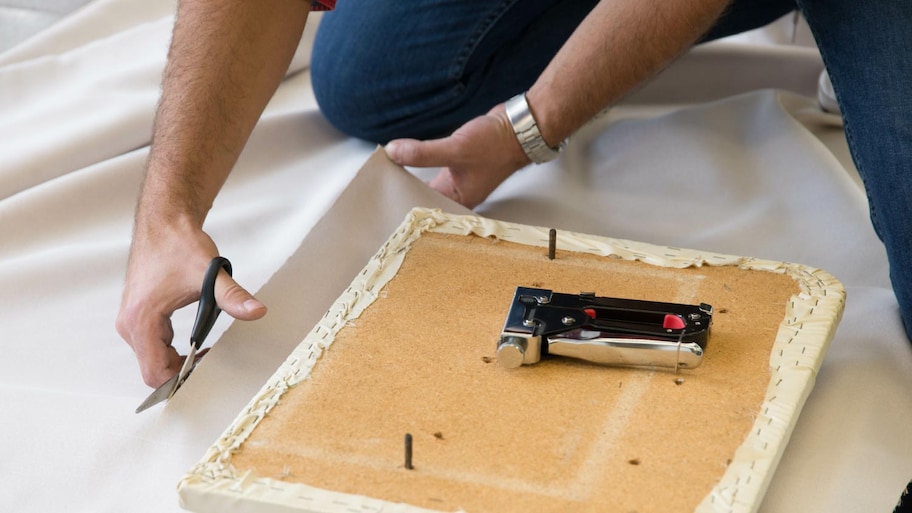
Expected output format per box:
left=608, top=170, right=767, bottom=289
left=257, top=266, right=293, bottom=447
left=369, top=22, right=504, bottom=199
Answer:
left=311, top=44, right=390, bottom=143
left=311, top=3, right=484, bottom=144
left=311, top=39, right=474, bottom=143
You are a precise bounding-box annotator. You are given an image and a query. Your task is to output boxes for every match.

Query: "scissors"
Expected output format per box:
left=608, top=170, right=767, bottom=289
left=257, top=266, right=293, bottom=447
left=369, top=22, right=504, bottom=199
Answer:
left=135, top=257, right=232, bottom=413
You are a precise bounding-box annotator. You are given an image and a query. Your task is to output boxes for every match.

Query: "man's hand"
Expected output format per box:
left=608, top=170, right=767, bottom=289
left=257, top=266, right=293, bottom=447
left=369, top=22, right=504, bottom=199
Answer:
left=385, top=105, right=531, bottom=209
left=388, top=0, right=730, bottom=209
left=115, top=219, right=266, bottom=388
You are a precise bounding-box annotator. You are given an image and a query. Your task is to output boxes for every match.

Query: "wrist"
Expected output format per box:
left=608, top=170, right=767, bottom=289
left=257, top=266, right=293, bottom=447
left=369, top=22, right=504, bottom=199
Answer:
left=134, top=186, right=208, bottom=246
left=136, top=161, right=214, bottom=230
left=524, top=85, right=571, bottom=149
left=128, top=206, right=219, bottom=284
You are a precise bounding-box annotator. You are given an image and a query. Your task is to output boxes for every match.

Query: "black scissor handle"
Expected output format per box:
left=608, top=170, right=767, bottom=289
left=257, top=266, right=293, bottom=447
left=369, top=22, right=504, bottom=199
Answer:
left=189, top=256, right=232, bottom=349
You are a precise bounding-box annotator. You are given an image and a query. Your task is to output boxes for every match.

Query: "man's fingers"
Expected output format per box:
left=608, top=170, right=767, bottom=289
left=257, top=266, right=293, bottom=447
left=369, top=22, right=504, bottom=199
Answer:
left=137, top=340, right=182, bottom=388
left=428, top=169, right=463, bottom=205
left=385, top=137, right=464, bottom=169
left=120, top=311, right=183, bottom=388
left=214, top=271, right=267, bottom=321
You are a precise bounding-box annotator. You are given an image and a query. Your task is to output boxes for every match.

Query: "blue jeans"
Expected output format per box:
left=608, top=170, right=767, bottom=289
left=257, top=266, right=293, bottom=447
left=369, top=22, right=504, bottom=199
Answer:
left=312, top=0, right=912, bottom=341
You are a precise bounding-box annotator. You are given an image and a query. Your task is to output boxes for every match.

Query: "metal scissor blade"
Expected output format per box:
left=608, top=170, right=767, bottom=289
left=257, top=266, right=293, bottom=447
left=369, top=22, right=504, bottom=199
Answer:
left=135, top=372, right=179, bottom=413
left=134, top=344, right=199, bottom=414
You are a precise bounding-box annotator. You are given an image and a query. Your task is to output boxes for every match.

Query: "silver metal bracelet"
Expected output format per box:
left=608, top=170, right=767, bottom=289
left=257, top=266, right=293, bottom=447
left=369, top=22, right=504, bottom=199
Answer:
left=505, top=92, right=566, bottom=164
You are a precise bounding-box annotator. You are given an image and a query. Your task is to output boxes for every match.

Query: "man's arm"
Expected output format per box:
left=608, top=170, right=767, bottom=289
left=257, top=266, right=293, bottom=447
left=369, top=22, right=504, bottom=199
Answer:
left=385, top=0, right=732, bottom=207
left=116, top=0, right=310, bottom=388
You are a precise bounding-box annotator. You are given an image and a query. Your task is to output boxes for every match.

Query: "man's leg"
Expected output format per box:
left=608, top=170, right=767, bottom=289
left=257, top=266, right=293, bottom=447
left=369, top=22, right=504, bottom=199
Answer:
left=798, top=0, right=912, bottom=341
left=312, top=0, right=796, bottom=143
left=312, top=0, right=599, bottom=142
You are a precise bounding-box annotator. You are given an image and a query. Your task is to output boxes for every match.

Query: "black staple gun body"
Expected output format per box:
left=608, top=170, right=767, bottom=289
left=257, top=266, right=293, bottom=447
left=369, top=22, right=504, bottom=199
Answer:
left=496, top=287, right=713, bottom=370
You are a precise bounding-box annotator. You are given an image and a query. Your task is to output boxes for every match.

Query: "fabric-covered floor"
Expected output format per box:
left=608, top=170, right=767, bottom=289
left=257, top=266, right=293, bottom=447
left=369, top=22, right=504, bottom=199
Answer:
left=1, top=2, right=910, bottom=512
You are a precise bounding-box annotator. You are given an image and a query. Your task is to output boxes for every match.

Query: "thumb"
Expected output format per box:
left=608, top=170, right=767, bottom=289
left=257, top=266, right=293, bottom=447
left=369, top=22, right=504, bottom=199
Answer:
left=385, top=137, right=462, bottom=168
left=215, top=272, right=267, bottom=321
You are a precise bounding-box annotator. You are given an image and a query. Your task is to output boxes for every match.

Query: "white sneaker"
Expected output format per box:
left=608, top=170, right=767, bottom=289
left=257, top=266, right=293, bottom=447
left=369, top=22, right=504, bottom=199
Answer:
left=818, top=70, right=840, bottom=114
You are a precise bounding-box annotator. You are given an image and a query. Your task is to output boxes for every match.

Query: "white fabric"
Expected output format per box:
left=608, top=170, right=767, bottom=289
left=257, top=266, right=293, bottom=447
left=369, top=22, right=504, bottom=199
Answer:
left=1, top=2, right=910, bottom=512
left=0, top=0, right=92, bottom=52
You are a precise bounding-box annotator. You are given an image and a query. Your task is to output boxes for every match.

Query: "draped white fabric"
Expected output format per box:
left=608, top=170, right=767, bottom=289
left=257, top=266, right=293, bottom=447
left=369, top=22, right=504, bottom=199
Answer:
left=1, top=2, right=909, bottom=512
